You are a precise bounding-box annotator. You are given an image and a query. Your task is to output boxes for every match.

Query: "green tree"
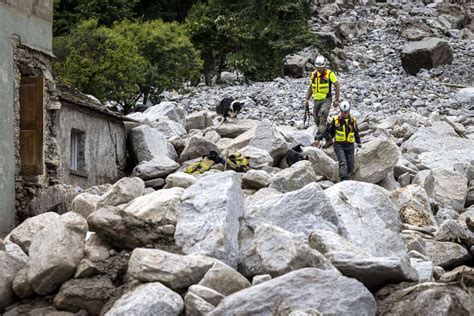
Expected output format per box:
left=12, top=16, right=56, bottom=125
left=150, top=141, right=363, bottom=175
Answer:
left=53, top=19, right=203, bottom=111
left=114, top=19, right=203, bottom=104
left=186, top=0, right=317, bottom=82
left=135, top=0, right=201, bottom=22
left=53, top=19, right=148, bottom=111
left=53, top=0, right=139, bottom=36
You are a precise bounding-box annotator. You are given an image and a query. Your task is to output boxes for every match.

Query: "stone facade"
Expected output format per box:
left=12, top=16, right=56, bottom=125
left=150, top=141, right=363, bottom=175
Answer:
left=0, top=1, right=53, bottom=236
left=12, top=39, right=60, bottom=223
left=0, top=1, right=130, bottom=235
left=55, top=87, right=128, bottom=188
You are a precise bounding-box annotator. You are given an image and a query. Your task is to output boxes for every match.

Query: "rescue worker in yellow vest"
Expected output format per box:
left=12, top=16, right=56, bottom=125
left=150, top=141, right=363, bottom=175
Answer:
left=304, top=55, right=340, bottom=147
left=314, top=101, right=361, bottom=181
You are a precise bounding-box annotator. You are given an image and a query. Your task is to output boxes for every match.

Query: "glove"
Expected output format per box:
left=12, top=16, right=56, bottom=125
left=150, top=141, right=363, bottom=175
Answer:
left=357, top=143, right=362, bottom=149
left=304, top=100, right=309, bottom=108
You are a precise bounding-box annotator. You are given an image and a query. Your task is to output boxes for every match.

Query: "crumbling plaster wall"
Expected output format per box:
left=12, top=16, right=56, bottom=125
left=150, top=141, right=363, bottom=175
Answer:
left=56, top=103, right=128, bottom=188
left=13, top=42, right=61, bottom=223
left=0, top=0, right=53, bottom=236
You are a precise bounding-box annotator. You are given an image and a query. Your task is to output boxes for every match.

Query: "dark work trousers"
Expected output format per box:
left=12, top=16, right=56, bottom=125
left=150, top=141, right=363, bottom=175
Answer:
left=313, top=98, right=332, bottom=142
left=333, top=142, right=355, bottom=181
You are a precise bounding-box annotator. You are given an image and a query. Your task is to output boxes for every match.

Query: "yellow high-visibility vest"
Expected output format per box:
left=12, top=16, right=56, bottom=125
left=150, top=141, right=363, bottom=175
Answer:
left=310, top=69, right=337, bottom=100
left=334, top=116, right=356, bottom=143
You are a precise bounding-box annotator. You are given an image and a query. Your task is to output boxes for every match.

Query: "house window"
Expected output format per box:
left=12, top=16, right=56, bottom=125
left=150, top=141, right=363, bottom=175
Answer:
left=70, top=129, right=87, bottom=176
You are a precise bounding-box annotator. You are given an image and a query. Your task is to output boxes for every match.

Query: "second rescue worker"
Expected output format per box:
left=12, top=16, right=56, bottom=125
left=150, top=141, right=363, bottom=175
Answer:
left=304, top=55, right=340, bottom=147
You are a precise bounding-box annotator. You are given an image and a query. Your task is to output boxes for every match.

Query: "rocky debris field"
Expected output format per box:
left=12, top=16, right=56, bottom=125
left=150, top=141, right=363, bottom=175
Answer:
left=1, top=1, right=474, bottom=315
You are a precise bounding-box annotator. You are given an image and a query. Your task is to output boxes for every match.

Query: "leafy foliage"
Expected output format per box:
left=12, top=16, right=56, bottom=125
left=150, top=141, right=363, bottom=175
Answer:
left=135, top=0, right=202, bottom=22
left=186, top=0, right=317, bottom=82
left=53, top=0, right=139, bottom=36
left=114, top=20, right=203, bottom=105
left=53, top=19, right=202, bottom=111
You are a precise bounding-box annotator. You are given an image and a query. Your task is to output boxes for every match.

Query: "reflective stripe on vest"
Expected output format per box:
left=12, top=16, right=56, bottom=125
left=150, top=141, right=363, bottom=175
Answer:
left=334, top=116, right=356, bottom=143
left=311, top=70, right=333, bottom=100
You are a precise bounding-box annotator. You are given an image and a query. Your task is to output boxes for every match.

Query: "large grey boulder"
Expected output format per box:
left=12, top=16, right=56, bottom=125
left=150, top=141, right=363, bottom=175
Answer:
left=164, top=172, right=197, bottom=189
left=390, top=185, right=438, bottom=228
left=127, top=248, right=214, bottom=290
left=242, top=169, right=272, bottom=190
left=303, top=147, right=338, bottom=181
left=325, top=181, right=408, bottom=258
left=198, top=261, right=251, bottom=296
left=376, top=282, right=473, bottom=315
left=0, top=250, right=27, bottom=311
left=123, top=187, right=184, bottom=224
left=71, top=193, right=100, bottom=219
left=132, top=157, right=180, bottom=180
left=244, top=183, right=339, bottom=236
left=28, top=212, right=88, bottom=295
left=337, top=18, right=369, bottom=42
left=401, top=38, right=453, bottom=75
left=435, top=220, right=473, bottom=248
left=187, top=285, right=224, bottom=306
left=270, top=160, right=318, bottom=193
left=53, top=276, right=115, bottom=315
left=239, top=224, right=335, bottom=277
left=239, top=146, right=273, bottom=169
left=87, top=206, right=177, bottom=250
left=353, top=136, right=400, bottom=183
left=284, top=54, right=308, bottom=78
left=179, top=134, right=220, bottom=163
left=423, top=239, right=472, bottom=269
left=455, top=87, right=474, bottom=103
left=222, top=127, right=256, bottom=155
left=6, top=212, right=60, bottom=254
left=142, top=101, right=186, bottom=124
left=209, top=268, right=376, bottom=316
left=175, top=172, right=245, bottom=268
left=402, top=122, right=474, bottom=171
left=215, top=119, right=257, bottom=138
left=184, top=292, right=215, bottom=316
left=248, top=119, right=288, bottom=166
left=425, top=169, right=468, bottom=211
left=185, top=110, right=214, bottom=131
left=400, top=21, right=437, bottom=41
left=309, top=230, right=417, bottom=291
left=129, top=125, right=178, bottom=163
left=97, top=177, right=145, bottom=208
left=152, top=118, right=187, bottom=139
left=325, top=253, right=417, bottom=291
left=23, top=184, right=80, bottom=219
left=105, top=282, right=183, bottom=316
left=12, top=267, right=34, bottom=299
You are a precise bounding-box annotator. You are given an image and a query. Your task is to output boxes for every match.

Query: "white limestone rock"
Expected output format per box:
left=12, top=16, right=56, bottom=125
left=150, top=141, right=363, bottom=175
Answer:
left=175, top=172, right=245, bottom=268
left=27, top=212, right=88, bottom=295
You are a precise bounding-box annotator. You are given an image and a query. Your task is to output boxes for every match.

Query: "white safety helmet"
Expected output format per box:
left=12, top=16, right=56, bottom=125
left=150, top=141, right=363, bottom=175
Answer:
left=339, top=100, right=351, bottom=113
left=314, top=55, right=326, bottom=68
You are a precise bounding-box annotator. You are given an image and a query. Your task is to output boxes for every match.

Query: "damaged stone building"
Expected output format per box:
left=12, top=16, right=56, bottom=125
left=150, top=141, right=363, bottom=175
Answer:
left=0, top=1, right=129, bottom=236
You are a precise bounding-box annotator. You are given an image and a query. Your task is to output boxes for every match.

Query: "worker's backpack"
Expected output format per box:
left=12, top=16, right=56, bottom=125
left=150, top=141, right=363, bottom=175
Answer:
left=225, top=152, right=250, bottom=172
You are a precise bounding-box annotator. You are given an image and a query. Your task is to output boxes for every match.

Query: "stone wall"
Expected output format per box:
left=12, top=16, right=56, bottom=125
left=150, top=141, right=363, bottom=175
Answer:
left=55, top=103, right=128, bottom=188
left=13, top=41, right=60, bottom=223
left=0, top=1, right=53, bottom=236
left=0, top=0, right=53, bottom=23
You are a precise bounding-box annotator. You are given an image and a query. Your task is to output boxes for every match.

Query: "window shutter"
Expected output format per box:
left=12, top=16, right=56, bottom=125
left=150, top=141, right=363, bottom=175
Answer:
left=19, top=76, right=44, bottom=175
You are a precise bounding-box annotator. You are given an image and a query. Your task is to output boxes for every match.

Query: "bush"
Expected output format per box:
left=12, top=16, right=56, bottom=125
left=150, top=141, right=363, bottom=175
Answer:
left=53, top=19, right=148, bottom=111
left=186, top=0, right=317, bottom=82
left=53, top=19, right=203, bottom=112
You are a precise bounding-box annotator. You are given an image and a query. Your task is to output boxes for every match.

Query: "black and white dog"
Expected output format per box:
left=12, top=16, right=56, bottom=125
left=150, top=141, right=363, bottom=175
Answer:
left=285, top=144, right=309, bottom=167
left=216, top=97, right=244, bottom=125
